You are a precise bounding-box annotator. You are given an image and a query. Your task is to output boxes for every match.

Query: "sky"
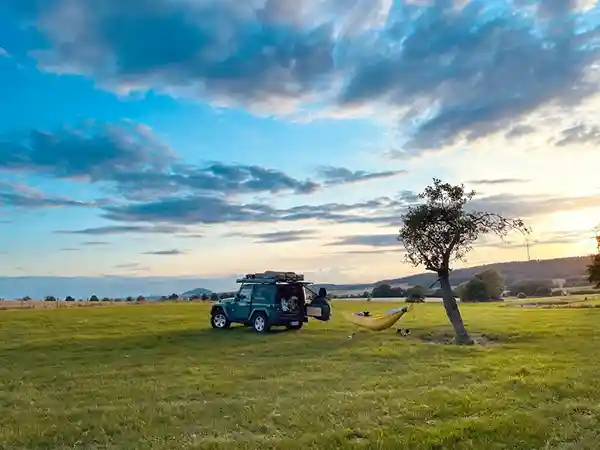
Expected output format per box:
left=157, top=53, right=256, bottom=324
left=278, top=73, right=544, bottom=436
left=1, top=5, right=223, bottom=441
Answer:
left=1, top=0, right=600, bottom=298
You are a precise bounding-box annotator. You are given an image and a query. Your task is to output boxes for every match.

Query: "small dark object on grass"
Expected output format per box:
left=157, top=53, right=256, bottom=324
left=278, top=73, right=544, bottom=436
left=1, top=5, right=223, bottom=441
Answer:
left=396, top=328, right=411, bottom=336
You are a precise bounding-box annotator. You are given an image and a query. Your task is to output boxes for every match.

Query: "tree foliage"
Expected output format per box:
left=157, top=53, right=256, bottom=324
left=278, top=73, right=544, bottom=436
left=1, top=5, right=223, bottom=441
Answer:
left=459, top=277, right=489, bottom=302
left=371, top=283, right=405, bottom=298
left=588, top=253, right=600, bottom=288
left=398, top=179, right=530, bottom=272
left=473, top=269, right=505, bottom=300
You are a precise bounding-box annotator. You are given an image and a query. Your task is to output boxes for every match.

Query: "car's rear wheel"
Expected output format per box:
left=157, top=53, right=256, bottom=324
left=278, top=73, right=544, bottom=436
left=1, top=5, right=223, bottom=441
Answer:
left=211, top=311, right=230, bottom=329
left=251, top=312, right=270, bottom=333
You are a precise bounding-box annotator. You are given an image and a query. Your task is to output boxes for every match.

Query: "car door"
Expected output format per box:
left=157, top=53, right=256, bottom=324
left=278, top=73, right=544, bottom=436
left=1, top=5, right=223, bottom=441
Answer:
left=231, top=284, right=253, bottom=321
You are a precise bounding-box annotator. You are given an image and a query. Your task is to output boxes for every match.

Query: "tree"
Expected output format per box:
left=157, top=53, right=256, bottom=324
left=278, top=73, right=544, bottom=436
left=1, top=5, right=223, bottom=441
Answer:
left=168, top=293, right=179, bottom=301
left=65, top=296, right=75, bottom=302
left=473, top=269, right=504, bottom=300
left=210, top=293, right=219, bottom=301
left=201, top=293, right=209, bottom=301
left=405, top=285, right=426, bottom=302
left=44, top=296, right=57, bottom=302
left=372, top=284, right=394, bottom=298
left=136, top=295, right=146, bottom=302
left=459, top=277, right=490, bottom=302
left=397, top=178, right=529, bottom=344
left=89, top=295, right=99, bottom=302
left=588, top=253, right=600, bottom=288
left=125, top=296, right=133, bottom=302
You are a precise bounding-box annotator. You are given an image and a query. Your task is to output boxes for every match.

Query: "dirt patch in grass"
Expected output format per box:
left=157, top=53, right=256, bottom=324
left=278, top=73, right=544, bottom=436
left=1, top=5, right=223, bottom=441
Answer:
left=395, top=326, right=503, bottom=346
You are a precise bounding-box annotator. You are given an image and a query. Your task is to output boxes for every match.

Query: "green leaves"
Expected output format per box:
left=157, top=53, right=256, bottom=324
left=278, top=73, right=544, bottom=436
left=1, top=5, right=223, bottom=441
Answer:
left=398, top=178, right=530, bottom=272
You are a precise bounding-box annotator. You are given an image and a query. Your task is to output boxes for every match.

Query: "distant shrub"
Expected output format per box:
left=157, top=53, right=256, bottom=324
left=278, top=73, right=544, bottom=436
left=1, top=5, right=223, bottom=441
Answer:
left=65, top=296, right=75, bottom=302
left=44, top=296, right=57, bottom=302
left=89, top=295, right=99, bottom=302
left=571, top=289, right=600, bottom=296
left=459, top=278, right=492, bottom=302
left=517, top=292, right=527, bottom=299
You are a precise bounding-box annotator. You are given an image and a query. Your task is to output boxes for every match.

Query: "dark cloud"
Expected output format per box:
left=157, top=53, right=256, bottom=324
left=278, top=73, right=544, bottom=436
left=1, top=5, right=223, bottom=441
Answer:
left=101, top=194, right=406, bottom=226
left=143, top=249, right=186, bottom=256
left=0, top=122, right=319, bottom=200
left=82, top=241, right=109, bottom=246
left=339, top=1, right=599, bottom=151
left=327, top=234, right=400, bottom=248
left=468, top=178, right=531, bottom=186
left=0, top=122, right=173, bottom=181
left=7, top=1, right=599, bottom=151
left=55, top=224, right=187, bottom=235
left=113, top=262, right=142, bottom=269
left=505, top=125, right=536, bottom=139
left=554, top=124, right=600, bottom=147
left=96, top=179, right=600, bottom=229
left=0, top=182, right=94, bottom=209
left=317, top=166, right=407, bottom=185
left=231, top=229, right=319, bottom=244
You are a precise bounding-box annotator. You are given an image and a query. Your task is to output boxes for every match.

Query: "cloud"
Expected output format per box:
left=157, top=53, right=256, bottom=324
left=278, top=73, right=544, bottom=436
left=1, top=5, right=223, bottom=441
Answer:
left=327, top=234, right=400, bottom=248
left=505, top=125, right=536, bottom=139
left=82, top=241, right=109, bottom=246
left=317, top=166, right=407, bottom=185
left=468, top=193, right=600, bottom=218
left=102, top=195, right=406, bottom=226
left=8, top=0, right=600, bottom=150
left=554, top=124, right=600, bottom=147
left=231, top=229, right=319, bottom=244
left=0, top=47, right=10, bottom=58
left=0, top=181, right=94, bottom=209
left=1, top=122, right=392, bottom=206
left=468, top=178, right=531, bottom=186
left=143, top=249, right=186, bottom=256
left=55, top=224, right=187, bottom=235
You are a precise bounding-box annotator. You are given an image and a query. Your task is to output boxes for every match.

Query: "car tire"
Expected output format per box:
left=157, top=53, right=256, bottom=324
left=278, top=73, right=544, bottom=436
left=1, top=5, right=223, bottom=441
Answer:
left=251, top=312, right=270, bottom=333
left=211, top=311, right=231, bottom=329
left=286, top=321, right=303, bottom=330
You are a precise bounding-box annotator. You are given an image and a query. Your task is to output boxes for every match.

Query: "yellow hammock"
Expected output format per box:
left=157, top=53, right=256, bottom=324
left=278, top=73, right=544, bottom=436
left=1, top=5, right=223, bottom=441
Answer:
left=342, top=305, right=412, bottom=331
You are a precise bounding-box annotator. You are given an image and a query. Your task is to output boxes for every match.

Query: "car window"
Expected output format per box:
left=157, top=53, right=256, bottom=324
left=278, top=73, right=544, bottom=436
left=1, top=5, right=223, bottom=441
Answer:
left=276, top=284, right=305, bottom=302
left=252, top=285, right=275, bottom=303
left=237, top=284, right=253, bottom=301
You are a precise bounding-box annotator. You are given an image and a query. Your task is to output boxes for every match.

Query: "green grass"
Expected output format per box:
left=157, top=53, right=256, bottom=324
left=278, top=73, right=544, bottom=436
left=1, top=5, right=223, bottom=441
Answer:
left=1, top=301, right=600, bottom=450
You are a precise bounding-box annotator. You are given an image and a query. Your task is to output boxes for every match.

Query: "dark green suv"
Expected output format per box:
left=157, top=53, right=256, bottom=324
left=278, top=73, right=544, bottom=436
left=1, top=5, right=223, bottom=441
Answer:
left=210, top=271, right=331, bottom=332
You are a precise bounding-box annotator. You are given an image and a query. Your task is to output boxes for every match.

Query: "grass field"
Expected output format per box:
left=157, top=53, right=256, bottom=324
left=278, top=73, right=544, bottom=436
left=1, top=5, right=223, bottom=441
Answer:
left=1, top=299, right=600, bottom=450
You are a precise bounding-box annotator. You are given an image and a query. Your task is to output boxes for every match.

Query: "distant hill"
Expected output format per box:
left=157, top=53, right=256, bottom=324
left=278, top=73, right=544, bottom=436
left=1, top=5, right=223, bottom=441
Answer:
left=181, top=287, right=213, bottom=297
left=315, top=256, right=591, bottom=294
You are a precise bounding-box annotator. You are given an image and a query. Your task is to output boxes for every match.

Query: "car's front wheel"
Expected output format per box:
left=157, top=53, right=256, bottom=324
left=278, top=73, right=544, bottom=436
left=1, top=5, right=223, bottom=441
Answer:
left=211, top=311, right=231, bottom=329
left=251, top=312, right=270, bottom=333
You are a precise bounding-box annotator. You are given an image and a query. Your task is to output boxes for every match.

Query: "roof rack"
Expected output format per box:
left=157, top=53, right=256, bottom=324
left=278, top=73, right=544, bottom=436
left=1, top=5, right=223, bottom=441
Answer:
left=236, top=271, right=307, bottom=284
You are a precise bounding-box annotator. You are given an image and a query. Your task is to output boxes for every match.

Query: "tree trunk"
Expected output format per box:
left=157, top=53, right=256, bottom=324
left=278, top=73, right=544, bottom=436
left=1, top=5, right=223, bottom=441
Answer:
left=439, top=272, right=473, bottom=345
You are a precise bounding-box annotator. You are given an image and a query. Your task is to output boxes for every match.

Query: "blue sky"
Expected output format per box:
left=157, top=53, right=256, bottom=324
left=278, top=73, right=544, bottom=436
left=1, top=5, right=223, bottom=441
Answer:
left=1, top=0, right=600, bottom=298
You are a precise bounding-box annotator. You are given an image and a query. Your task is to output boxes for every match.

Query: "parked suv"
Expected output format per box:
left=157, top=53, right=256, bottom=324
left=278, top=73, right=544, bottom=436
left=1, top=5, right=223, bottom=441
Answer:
left=210, top=271, right=331, bottom=332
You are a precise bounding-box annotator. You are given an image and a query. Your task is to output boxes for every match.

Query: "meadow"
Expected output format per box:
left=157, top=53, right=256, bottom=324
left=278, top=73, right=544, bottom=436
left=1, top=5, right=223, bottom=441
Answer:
left=1, top=298, right=600, bottom=450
